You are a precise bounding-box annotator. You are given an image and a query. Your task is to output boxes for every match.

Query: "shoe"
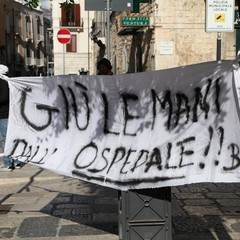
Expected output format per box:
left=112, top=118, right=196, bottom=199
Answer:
left=14, top=163, right=22, bottom=169
left=0, top=165, right=14, bottom=172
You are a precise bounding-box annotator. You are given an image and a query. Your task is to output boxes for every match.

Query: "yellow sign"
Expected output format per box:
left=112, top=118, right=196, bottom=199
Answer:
left=215, top=14, right=225, bottom=22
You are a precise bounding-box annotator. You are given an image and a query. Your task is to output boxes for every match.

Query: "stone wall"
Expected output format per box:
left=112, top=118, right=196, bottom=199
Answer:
left=110, top=0, right=236, bottom=74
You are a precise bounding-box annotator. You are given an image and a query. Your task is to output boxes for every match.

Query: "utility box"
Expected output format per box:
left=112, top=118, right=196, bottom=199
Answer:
left=118, top=187, right=172, bottom=240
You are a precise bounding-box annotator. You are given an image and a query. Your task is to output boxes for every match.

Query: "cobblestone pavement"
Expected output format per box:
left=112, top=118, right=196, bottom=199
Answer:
left=172, top=183, right=240, bottom=240
left=0, top=163, right=240, bottom=239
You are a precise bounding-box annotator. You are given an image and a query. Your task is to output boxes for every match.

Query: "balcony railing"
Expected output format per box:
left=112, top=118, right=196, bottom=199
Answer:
left=37, top=34, right=44, bottom=42
left=59, top=19, right=84, bottom=29
left=35, top=58, right=44, bottom=66
left=25, top=57, right=35, bottom=66
left=25, top=58, right=44, bottom=66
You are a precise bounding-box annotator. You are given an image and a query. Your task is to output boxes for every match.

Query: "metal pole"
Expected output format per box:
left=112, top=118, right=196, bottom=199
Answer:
left=46, top=56, right=49, bottom=76
left=106, top=0, right=111, bottom=60
left=217, top=32, right=221, bottom=61
left=88, top=11, right=90, bottom=73
left=63, top=44, right=65, bottom=75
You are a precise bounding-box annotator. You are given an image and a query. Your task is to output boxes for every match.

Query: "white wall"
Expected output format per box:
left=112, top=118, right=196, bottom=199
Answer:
left=52, top=0, right=95, bottom=75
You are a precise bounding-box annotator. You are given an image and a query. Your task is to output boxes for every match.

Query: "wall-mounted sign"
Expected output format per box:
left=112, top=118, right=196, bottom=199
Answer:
left=159, top=41, right=174, bottom=55
left=205, top=0, right=235, bottom=32
left=121, top=16, right=149, bottom=27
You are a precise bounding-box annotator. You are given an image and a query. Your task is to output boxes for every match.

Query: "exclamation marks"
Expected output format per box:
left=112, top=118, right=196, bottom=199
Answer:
left=199, top=126, right=224, bottom=169
left=203, top=126, right=214, bottom=157
left=215, top=127, right=224, bottom=166
left=199, top=126, right=213, bottom=169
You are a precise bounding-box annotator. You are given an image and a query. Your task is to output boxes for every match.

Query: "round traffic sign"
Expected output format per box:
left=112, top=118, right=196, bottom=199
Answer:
left=57, top=29, right=71, bottom=44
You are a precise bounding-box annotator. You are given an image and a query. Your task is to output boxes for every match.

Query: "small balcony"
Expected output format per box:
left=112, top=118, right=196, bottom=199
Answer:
left=37, top=34, right=44, bottom=42
left=25, top=57, right=35, bottom=66
left=59, top=18, right=84, bottom=32
left=35, top=58, right=44, bottom=66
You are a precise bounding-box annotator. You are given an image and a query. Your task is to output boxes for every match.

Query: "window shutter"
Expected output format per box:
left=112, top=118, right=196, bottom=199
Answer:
left=74, top=4, right=80, bottom=27
left=61, top=7, right=67, bottom=26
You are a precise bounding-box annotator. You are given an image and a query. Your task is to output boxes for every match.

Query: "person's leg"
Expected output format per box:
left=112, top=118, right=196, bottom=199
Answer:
left=0, top=118, right=13, bottom=169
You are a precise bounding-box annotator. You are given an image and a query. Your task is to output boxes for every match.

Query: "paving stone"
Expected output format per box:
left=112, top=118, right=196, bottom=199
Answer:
left=40, top=203, right=53, bottom=214
left=207, top=183, right=240, bottom=192
left=94, top=197, right=118, bottom=204
left=92, top=213, right=118, bottom=223
left=0, top=228, right=16, bottom=238
left=174, top=193, right=204, bottom=199
left=72, top=206, right=93, bottom=215
left=183, top=206, right=222, bottom=215
left=231, top=223, right=240, bottom=232
left=56, top=203, right=90, bottom=209
left=73, top=195, right=94, bottom=204
left=92, top=204, right=118, bottom=213
left=173, top=232, right=215, bottom=240
left=172, top=200, right=187, bottom=217
left=176, top=184, right=209, bottom=193
left=173, top=216, right=209, bottom=233
left=221, top=206, right=240, bottom=215
left=17, top=216, right=59, bottom=238
left=63, top=214, right=93, bottom=224
left=216, top=199, right=240, bottom=207
left=50, top=196, right=72, bottom=204
left=59, top=224, right=109, bottom=236
left=52, top=208, right=72, bottom=216
left=91, top=223, right=118, bottom=235
left=171, top=187, right=180, bottom=193
left=206, top=192, right=239, bottom=199
left=183, top=199, right=215, bottom=206
left=173, top=215, right=230, bottom=238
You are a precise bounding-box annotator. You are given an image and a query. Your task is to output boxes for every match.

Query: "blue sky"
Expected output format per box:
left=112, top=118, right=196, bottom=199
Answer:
left=39, top=0, right=51, bottom=9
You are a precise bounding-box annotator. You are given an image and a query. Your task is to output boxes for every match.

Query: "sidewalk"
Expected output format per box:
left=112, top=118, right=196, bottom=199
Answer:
left=172, top=182, right=240, bottom=240
left=0, top=163, right=119, bottom=240
left=0, top=162, right=240, bottom=239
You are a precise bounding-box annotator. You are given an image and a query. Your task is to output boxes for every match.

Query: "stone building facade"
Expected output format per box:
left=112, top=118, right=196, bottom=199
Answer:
left=103, top=0, right=236, bottom=74
left=0, top=0, right=47, bottom=76
left=51, top=0, right=95, bottom=75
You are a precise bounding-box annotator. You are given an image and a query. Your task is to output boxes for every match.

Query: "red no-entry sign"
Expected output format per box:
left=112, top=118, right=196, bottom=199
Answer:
left=57, top=29, right=71, bottom=44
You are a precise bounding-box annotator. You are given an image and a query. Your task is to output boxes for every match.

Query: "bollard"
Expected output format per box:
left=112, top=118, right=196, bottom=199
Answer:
left=118, top=187, right=172, bottom=240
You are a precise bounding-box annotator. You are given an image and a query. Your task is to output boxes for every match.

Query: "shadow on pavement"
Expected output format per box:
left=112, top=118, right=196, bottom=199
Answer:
left=172, top=215, right=232, bottom=240
left=38, top=177, right=119, bottom=237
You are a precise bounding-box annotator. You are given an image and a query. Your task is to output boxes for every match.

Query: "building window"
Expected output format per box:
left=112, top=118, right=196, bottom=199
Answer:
left=61, top=4, right=80, bottom=27
left=36, top=47, right=40, bottom=59
left=15, top=45, right=20, bottom=64
left=26, top=15, right=31, bottom=38
left=37, top=17, right=41, bottom=35
left=67, top=35, right=77, bottom=52
left=26, top=43, right=31, bottom=58
left=122, top=46, right=128, bottom=73
left=6, top=12, right=10, bottom=34
left=14, top=12, right=19, bottom=34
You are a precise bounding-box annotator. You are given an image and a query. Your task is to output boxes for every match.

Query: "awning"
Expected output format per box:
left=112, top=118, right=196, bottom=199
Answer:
left=118, top=27, right=141, bottom=36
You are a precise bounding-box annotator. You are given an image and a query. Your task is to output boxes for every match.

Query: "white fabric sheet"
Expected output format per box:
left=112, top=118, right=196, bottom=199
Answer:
left=4, top=60, right=240, bottom=190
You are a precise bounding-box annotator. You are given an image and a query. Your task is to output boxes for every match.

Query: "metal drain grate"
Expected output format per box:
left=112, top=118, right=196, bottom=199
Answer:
left=0, top=204, right=13, bottom=215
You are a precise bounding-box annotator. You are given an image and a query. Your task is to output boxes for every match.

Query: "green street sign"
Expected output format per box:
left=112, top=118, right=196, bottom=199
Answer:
left=121, top=16, right=149, bottom=27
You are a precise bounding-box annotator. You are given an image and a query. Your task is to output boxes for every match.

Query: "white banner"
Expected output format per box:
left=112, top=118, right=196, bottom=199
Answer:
left=4, top=60, right=240, bottom=190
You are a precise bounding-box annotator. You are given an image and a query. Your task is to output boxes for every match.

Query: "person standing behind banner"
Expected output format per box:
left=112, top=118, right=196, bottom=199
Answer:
left=0, top=71, right=21, bottom=171
left=97, top=58, right=113, bottom=75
